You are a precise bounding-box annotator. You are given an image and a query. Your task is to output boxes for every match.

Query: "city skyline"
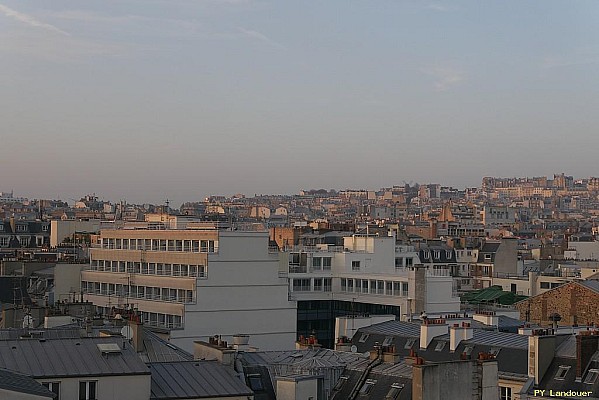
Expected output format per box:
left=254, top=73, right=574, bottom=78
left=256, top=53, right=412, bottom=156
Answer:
left=2, top=1, right=599, bottom=204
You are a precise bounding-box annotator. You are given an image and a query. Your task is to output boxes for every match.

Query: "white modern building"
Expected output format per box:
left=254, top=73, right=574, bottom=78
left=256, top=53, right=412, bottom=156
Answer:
left=82, top=229, right=296, bottom=353
left=283, top=234, right=461, bottom=347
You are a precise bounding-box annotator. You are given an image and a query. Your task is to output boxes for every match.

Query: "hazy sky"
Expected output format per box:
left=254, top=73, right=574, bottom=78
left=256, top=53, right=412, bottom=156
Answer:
left=2, top=1, right=599, bottom=205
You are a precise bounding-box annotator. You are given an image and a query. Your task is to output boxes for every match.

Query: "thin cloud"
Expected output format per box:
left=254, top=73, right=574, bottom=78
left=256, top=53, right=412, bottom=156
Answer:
left=422, top=66, right=464, bottom=91
left=426, top=3, right=448, bottom=12
left=0, top=4, right=69, bottom=35
left=237, top=27, right=286, bottom=50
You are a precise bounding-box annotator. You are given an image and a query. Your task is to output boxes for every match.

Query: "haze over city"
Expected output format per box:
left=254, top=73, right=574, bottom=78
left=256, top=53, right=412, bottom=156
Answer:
left=2, top=0, right=599, bottom=204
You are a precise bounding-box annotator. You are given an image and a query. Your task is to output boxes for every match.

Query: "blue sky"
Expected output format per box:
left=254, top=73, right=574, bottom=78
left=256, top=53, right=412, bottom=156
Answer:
left=1, top=1, right=598, bottom=204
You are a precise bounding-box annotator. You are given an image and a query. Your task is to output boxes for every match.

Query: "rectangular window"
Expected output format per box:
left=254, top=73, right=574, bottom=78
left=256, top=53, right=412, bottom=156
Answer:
left=402, top=282, right=409, bottom=296
left=395, top=257, right=403, bottom=268
left=313, top=278, right=323, bottom=291
left=352, top=260, right=361, bottom=271
left=500, top=386, right=512, bottom=400
left=79, top=381, right=97, bottom=400
left=324, top=278, right=332, bottom=292
left=341, top=278, right=347, bottom=291
left=43, top=382, right=60, bottom=398
left=322, top=257, right=332, bottom=270
left=312, top=257, right=322, bottom=269
left=200, top=240, right=208, bottom=252
left=184, top=240, right=191, bottom=252
left=192, top=240, right=200, bottom=252
left=347, top=279, right=354, bottom=292
left=405, top=257, right=413, bottom=267
left=540, top=282, right=550, bottom=289
left=555, top=365, right=570, bottom=380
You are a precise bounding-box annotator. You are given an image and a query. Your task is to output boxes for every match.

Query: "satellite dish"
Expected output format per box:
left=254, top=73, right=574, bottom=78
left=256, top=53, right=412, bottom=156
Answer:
left=121, top=325, right=134, bottom=340
left=350, top=345, right=357, bottom=353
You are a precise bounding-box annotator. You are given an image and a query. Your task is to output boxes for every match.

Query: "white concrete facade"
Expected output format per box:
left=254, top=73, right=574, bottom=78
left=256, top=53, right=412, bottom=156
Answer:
left=285, top=235, right=460, bottom=317
left=83, top=229, right=297, bottom=353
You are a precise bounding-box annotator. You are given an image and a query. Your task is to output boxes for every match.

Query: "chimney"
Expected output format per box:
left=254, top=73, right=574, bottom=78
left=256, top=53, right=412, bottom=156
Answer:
left=128, top=319, right=145, bottom=353
left=420, top=319, right=448, bottom=349
left=528, top=333, right=556, bottom=385
left=576, top=332, right=599, bottom=381
left=450, top=322, right=473, bottom=352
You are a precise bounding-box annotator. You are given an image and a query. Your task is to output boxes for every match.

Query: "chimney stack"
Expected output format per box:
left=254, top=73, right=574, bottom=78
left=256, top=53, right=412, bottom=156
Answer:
left=450, top=322, right=473, bottom=352
left=420, top=319, right=448, bottom=349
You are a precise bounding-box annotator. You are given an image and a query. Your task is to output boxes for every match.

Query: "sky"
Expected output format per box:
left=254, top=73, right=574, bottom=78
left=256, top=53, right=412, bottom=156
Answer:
left=1, top=0, right=599, bottom=205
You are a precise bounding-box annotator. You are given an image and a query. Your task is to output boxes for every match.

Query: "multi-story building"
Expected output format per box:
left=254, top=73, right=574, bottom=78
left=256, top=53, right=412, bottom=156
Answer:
left=82, top=229, right=296, bottom=352
left=284, top=234, right=460, bottom=347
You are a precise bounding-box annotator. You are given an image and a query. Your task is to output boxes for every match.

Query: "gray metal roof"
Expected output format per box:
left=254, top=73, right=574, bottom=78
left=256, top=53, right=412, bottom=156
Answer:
left=148, top=361, right=253, bottom=399
left=0, top=337, right=150, bottom=378
left=435, top=329, right=529, bottom=349
left=139, top=331, right=193, bottom=363
left=0, top=368, right=55, bottom=398
left=359, top=320, right=421, bottom=337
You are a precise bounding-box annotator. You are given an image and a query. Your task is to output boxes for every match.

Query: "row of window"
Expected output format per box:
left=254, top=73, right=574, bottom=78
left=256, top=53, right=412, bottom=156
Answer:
left=289, top=253, right=333, bottom=269
left=0, top=236, right=44, bottom=247
left=90, top=260, right=206, bottom=278
left=334, top=376, right=404, bottom=399
left=42, top=381, right=96, bottom=400
left=82, top=281, right=195, bottom=304
left=100, top=238, right=217, bottom=253
left=292, top=278, right=332, bottom=292
left=95, top=306, right=183, bottom=329
left=394, top=257, right=414, bottom=268
left=341, top=278, right=408, bottom=297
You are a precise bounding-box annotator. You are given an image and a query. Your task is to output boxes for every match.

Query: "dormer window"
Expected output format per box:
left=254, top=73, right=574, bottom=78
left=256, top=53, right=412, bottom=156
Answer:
left=433, top=251, right=440, bottom=259
left=584, top=369, right=599, bottom=384
left=404, top=338, right=416, bottom=349
left=555, top=365, right=571, bottom=380
left=485, top=254, right=492, bottom=260
left=16, top=225, right=27, bottom=232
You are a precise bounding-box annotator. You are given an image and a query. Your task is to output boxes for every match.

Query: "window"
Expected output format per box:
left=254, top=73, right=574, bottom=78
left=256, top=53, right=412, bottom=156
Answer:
left=324, top=278, right=332, bottom=292
left=464, top=345, right=474, bottom=356
left=386, top=383, right=404, bottom=400
left=382, top=336, right=393, bottom=346
left=323, top=257, right=332, bottom=270
left=433, top=250, right=440, bottom=259
left=79, top=381, right=97, bottom=400
left=292, top=279, right=311, bottom=292
left=402, top=282, right=409, bottom=296
left=359, top=379, right=377, bottom=395
left=313, top=278, right=323, bottom=291
left=333, top=376, right=349, bottom=391
left=359, top=333, right=370, bottom=343
left=404, top=338, right=416, bottom=349
left=489, top=348, right=500, bottom=357
left=484, top=254, right=492, bottom=260
left=500, top=386, right=512, bottom=400
left=584, top=369, right=599, bottom=384
left=555, top=365, right=571, bottom=380
left=341, top=278, right=347, bottom=292
left=42, top=382, right=60, bottom=398
left=395, top=257, right=403, bottom=268
left=352, top=261, right=361, bottom=271
left=312, top=257, right=322, bottom=269
left=247, top=375, right=264, bottom=392
left=405, top=257, right=413, bottom=267
left=540, top=282, right=550, bottom=289
left=435, top=341, right=446, bottom=351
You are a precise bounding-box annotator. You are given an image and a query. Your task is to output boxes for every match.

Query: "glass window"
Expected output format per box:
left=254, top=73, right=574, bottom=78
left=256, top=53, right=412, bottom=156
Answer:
left=312, top=257, right=322, bottom=269
left=79, top=381, right=97, bottom=400
left=359, top=379, right=377, bottom=395
left=352, top=261, right=360, bottom=271
left=323, top=257, right=332, bottom=270
left=500, top=386, right=512, bottom=400
left=386, top=383, right=404, bottom=400
left=43, top=382, right=60, bottom=398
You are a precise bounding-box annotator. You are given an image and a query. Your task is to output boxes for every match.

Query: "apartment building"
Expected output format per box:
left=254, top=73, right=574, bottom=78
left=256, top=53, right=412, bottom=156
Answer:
left=284, top=234, right=460, bottom=347
left=82, top=229, right=296, bottom=352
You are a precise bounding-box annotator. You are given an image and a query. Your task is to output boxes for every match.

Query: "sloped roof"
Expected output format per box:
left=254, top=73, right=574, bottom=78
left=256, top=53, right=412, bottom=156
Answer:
left=0, top=337, right=150, bottom=378
left=148, top=361, right=253, bottom=399
left=0, top=368, right=55, bottom=398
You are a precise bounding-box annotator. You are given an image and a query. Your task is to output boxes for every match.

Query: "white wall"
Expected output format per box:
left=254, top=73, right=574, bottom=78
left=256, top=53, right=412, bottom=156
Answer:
left=38, top=375, right=150, bottom=400
left=171, top=232, right=297, bottom=352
